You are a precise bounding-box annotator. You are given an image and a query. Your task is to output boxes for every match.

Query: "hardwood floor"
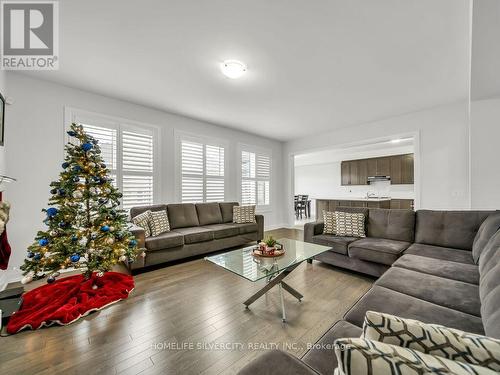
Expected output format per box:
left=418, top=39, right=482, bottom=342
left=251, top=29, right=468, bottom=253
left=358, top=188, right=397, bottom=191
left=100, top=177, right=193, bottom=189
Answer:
left=0, top=229, right=373, bottom=375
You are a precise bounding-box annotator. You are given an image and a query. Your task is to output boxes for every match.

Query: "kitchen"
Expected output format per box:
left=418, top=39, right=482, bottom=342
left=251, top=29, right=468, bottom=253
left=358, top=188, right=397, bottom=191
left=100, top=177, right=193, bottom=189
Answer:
left=294, top=138, right=415, bottom=225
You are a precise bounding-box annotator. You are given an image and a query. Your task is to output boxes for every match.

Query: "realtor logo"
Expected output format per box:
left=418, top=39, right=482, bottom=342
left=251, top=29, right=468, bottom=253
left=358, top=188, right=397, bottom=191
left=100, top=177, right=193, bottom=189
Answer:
left=1, top=0, right=59, bottom=70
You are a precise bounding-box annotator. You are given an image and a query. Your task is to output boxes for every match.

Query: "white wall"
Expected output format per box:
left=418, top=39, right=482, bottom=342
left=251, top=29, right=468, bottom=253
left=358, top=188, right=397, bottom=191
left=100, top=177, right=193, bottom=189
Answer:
left=470, top=97, right=500, bottom=209
left=3, top=73, right=285, bottom=283
left=284, top=100, right=470, bottom=225
left=0, top=70, right=7, bottom=290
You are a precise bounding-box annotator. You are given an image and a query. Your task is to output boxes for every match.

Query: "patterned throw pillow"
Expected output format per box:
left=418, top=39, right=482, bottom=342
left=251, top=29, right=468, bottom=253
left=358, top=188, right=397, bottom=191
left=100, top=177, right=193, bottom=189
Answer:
left=149, top=210, right=170, bottom=236
left=323, top=211, right=336, bottom=235
left=131, top=210, right=152, bottom=238
left=334, top=337, right=495, bottom=375
left=362, top=311, right=500, bottom=372
left=334, top=211, right=365, bottom=237
left=233, top=205, right=256, bottom=224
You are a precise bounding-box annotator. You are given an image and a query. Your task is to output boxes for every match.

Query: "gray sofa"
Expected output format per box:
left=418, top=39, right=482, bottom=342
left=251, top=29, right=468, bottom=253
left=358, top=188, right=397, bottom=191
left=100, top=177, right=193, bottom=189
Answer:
left=238, top=209, right=500, bottom=374
left=128, top=202, right=264, bottom=270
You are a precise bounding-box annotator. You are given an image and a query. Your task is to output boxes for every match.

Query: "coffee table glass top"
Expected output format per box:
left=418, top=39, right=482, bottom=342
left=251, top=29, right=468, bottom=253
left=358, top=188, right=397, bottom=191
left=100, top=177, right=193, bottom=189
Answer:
left=205, top=238, right=331, bottom=282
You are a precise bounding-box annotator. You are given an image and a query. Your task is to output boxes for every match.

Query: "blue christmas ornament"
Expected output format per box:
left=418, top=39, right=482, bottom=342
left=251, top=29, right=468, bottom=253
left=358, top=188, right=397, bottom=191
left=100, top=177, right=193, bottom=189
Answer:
left=99, top=177, right=107, bottom=185
left=73, top=165, right=82, bottom=172
left=27, top=251, right=34, bottom=258
left=58, top=188, right=66, bottom=196
left=62, top=162, right=70, bottom=169
left=71, top=235, right=78, bottom=242
left=129, top=239, right=137, bottom=247
left=46, top=207, right=58, bottom=217
left=38, top=238, right=49, bottom=246
left=67, top=130, right=77, bottom=137
left=47, top=276, right=55, bottom=284
left=93, top=176, right=100, bottom=182
left=70, top=254, right=80, bottom=262
left=101, top=225, right=110, bottom=232
left=58, top=221, right=67, bottom=228
left=34, top=253, right=42, bottom=260
left=82, top=143, right=93, bottom=151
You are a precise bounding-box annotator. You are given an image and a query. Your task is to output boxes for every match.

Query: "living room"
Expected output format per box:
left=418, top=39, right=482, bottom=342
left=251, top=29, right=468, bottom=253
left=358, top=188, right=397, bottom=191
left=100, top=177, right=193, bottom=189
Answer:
left=0, top=1, right=499, bottom=374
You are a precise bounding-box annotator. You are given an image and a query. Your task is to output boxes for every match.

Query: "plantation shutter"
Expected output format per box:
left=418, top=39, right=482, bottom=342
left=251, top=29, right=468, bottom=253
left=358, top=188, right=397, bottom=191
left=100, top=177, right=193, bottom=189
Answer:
left=181, top=140, right=225, bottom=203
left=122, top=129, right=154, bottom=210
left=205, top=145, right=225, bottom=202
left=241, top=150, right=271, bottom=206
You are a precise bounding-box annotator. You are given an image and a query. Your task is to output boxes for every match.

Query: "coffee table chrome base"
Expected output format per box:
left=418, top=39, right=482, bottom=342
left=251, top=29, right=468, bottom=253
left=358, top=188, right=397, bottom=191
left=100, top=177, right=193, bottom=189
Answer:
left=243, top=263, right=303, bottom=322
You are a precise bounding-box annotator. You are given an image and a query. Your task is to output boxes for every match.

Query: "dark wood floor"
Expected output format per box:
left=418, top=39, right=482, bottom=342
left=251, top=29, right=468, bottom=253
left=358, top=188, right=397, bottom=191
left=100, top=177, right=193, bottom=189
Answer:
left=0, top=229, right=373, bottom=375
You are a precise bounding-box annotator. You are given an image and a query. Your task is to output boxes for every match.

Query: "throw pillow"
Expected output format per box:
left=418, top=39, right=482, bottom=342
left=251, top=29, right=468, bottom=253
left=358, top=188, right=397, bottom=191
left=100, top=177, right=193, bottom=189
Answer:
left=149, top=210, right=170, bottom=236
left=131, top=210, right=152, bottom=238
left=362, top=311, right=500, bottom=372
left=334, top=211, right=366, bottom=237
left=233, top=205, right=256, bottom=224
left=323, top=210, right=336, bottom=235
left=334, top=337, right=496, bottom=375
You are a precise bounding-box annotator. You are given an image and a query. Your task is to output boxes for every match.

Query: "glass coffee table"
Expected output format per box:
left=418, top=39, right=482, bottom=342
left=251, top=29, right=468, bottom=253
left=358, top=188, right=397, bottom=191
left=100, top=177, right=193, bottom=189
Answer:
left=205, top=238, right=331, bottom=322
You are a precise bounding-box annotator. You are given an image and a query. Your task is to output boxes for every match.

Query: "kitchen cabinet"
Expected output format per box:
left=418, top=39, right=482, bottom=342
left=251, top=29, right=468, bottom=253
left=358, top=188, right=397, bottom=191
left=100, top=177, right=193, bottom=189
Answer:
left=390, top=199, right=414, bottom=209
left=341, top=161, right=350, bottom=185
left=340, top=154, right=414, bottom=185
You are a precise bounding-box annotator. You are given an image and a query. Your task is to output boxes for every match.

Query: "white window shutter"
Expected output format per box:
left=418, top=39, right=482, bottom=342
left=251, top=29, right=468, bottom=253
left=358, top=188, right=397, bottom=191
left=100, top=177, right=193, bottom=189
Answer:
left=181, top=140, right=225, bottom=203
left=241, top=150, right=271, bottom=207
left=122, top=129, right=154, bottom=210
left=81, top=124, right=117, bottom=170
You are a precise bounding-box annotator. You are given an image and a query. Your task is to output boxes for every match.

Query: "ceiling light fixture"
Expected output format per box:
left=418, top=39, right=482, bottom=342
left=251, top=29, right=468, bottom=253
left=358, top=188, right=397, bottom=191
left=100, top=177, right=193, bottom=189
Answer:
left=220, top=60, right=247, bottom=79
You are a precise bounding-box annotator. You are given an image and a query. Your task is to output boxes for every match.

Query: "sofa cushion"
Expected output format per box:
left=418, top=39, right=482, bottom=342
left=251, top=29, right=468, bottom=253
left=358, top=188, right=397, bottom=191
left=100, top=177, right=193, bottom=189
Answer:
left=201, top=223, right=240, bottom=239
left=172, top=227, right=214, bottom=244
left=237, top=350, right=318, bottom=375
left=233, top=205, right=256, bottom=224
left=195, top=203, right=223, bottom=225
left=311, top=235, right=358, bottom=255
left=375, top=267, right=481, bottom=317
left=404, top=243, right=474, bottom=264
left=145, top=231, right=184, bottom=251
left=130, top=204, right=167, bottom=219
left=344, top=285, right=484, bottom=335
left=414, top=210, right=492, bottom=250
left=322, top=211, right=336, bottom=235
left=479, top=230, right=500, bottom=339
left=167, top=203, right=199, bottom=229
left=348, top=238, right=410, bottom=266
left=149, top=210, right=170, bottom=236
left=367, top=209, right=415, bottom=242
left=220, top=202, right=239, bottom=223
left=393, top=254, right=479, bottom=285
left=234, top=222, right=258, bottom=234
left=302, top=320, right=362, bottom=375
left=472, top=211, right=500, bottom=263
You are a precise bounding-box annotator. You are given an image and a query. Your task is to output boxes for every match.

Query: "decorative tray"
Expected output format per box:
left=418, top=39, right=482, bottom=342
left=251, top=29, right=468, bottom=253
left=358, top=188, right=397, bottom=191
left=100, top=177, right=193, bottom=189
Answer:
left=252, top=248, right=285, bottom=258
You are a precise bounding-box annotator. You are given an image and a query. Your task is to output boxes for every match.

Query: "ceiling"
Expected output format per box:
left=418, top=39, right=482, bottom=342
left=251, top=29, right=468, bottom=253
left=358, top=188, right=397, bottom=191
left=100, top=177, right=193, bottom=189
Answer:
left=23, top=0, right=471, bottom=141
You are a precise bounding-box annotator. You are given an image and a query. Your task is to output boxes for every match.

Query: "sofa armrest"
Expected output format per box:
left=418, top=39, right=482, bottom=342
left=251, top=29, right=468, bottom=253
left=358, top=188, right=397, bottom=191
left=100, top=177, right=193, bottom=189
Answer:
left=237, top=350, right=319, bottom=375
left=128, top=223, right=146, bottom=249
left=255, top=214, right=264, bottom=241
left=304, top=221, right=324, bottom=243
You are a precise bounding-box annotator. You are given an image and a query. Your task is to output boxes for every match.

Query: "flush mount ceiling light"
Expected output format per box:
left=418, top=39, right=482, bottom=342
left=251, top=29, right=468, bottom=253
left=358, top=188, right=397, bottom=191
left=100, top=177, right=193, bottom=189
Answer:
left=220, top=60, right=247, bottom=79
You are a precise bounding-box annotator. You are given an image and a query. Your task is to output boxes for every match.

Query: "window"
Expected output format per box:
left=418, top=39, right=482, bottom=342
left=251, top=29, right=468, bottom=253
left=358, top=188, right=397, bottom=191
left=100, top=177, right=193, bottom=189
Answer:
left=241, top=150, right=271, bottom=206
left=180, top=140, right=225, bottom=203
left=66, top=108, right=157, bottom=211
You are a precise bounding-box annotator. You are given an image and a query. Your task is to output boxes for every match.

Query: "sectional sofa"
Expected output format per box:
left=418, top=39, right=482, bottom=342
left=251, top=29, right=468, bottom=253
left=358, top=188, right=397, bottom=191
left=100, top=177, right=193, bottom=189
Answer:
left=128, top=202, right=264, bottom=270
left=238, top=208, right=500, bottom=374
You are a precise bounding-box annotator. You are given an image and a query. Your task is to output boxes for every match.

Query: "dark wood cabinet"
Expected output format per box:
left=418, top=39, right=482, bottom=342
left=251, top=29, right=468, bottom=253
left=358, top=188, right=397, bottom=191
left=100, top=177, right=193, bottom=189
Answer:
left=340, top=154, right=414, bottom=185
left=341, top=161, right=350, bottom=186
left=390, top=199, right=414, bottom=209
left=401, top=154, right=414, bottom=184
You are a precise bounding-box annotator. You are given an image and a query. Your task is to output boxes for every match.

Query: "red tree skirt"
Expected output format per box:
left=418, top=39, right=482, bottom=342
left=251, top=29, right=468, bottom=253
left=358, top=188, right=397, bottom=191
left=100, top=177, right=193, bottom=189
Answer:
left=7, top=272, right=134, bottom=334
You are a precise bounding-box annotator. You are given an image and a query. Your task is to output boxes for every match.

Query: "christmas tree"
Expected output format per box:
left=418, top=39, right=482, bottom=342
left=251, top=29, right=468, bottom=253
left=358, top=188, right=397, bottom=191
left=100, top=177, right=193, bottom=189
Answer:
left=21, top=123, right=139, bottom=284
